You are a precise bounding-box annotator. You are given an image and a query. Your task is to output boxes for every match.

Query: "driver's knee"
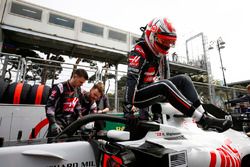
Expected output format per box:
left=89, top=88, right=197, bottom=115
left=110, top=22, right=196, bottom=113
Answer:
left=174, top=74, right=192, bottom=83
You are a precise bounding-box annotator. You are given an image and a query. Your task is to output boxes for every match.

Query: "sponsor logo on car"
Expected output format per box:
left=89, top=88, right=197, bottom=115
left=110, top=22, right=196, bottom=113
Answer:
left=209, top=140, right=241, bottom=167
left=47, top=161, right=96, bottom=167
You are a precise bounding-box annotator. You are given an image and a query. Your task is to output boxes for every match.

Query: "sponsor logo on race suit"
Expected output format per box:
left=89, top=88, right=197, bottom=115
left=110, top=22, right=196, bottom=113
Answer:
left=51, top=90, right=57, bottom=97
left=129, top=55, right=140, bottom=67
left=63, top=97, right=79, bottom=112
left=143, top=67, right=156, bottom=82
left=134, top=45, right=146, bottom=58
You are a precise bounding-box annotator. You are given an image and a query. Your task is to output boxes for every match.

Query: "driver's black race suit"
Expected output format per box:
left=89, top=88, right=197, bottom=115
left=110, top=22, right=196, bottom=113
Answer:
left=124, top=39, right=202, bottom=117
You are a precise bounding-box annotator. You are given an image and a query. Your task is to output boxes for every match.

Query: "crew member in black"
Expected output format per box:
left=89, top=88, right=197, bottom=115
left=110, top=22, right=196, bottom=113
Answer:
left=46, top=69, right=88, bottom=142
left=226, top=84, right=250, bottom=105
left=79, top=82, right=104, bottom=117
left=123, top=17, right=232, bottom=132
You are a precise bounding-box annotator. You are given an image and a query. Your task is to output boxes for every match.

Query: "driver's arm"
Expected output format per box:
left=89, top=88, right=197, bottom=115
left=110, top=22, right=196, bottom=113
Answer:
left=124, top=46, right=146, bottom=114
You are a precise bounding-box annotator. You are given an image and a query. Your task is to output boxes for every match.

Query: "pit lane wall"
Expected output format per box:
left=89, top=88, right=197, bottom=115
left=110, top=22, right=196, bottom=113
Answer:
left=0, top=67, right=124, bottom=145
left=0, top=104, right=125, bottom=145
left=0, top=104, right=48, bottom=143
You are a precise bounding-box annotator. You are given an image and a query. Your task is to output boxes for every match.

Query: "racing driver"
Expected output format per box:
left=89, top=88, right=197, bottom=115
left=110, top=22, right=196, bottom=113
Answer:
left=123, top=17, right=232, bottom=132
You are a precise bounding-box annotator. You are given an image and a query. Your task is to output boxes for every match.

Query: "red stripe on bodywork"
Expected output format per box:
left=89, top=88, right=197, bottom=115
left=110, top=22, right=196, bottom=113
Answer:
left=210, top=142, right=241, bottom=167
left=217, top=148, right=226, bottom=167
left=103, top=154, right=108, bottom=167
left=209, top=151, right=217, bottom=167
left=235, top=156, right=240, bottom=167
left=223, top=145, right=241, bottom=167
left=222, top=145, right=236, bottom=167
left=102, top=153, right=122, bottom=167
left=220, top=148, right=231, bottom=167
left=29, top=118, right=48, bottom=139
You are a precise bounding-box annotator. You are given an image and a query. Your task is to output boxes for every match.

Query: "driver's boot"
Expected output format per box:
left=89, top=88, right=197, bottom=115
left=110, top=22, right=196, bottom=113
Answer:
left=197, top=114, right=233, bottom=133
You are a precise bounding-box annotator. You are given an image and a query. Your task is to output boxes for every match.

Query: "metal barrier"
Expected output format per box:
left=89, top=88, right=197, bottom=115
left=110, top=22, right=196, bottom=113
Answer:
left=0, top=52, right=99, bottom=87
left=0, top=51, right=247, bottom=112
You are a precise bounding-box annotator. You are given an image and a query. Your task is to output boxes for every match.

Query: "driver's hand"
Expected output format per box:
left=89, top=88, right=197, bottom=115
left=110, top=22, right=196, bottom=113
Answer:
left=131, top=105, right=138, bottom=112
left=51, top=123, right=62, bottom=134
left=123, top=104, right=137, bottom=115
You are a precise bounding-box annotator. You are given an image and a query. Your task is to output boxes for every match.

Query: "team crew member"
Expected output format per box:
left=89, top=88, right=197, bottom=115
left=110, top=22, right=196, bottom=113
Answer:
left=46, top=69, right=88, bottom=142
left=226, top=84, right=250, bottom=105
left=79, top=82, right=104, bottom=117
left=123, top=17, right=232, bottom=132
left=94, top=82, right=110, bottom=132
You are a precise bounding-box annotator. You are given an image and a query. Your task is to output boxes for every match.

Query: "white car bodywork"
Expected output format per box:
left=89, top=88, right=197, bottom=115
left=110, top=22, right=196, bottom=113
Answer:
left=0, top=103, right=250, bottom=167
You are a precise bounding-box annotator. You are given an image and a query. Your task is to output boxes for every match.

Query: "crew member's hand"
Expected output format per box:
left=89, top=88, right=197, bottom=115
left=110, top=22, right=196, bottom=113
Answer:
left=224, top=100, right=236, bottom=107
left=97, top=110, right=104, bottom=114
left=51, top=123, right=62, bottom=134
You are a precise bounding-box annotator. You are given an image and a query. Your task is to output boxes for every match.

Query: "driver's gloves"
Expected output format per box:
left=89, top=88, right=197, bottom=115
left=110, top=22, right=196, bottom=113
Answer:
left=123, top=104, right=137, bottom=118
left=51, top=123, right=62, bottom=135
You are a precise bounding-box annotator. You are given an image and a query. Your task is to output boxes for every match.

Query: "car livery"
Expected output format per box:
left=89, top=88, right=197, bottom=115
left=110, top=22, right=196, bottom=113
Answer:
left=0, top=103, right=250, bottom=167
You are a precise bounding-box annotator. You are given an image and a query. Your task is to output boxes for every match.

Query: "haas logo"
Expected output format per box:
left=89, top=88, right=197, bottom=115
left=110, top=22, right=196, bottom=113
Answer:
left=63, top=97, right=79, bottom=112
left=129, top=56, right=140, bottom=67
left=209, top=140, right=241, bottom=167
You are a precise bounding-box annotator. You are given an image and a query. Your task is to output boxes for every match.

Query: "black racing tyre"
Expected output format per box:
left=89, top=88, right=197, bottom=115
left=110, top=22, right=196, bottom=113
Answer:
left=241, top=155, right=250, bottom=167
left=0, top=78, right=9, bottom=103
left=3, top=82, right=31, bottom=104
left=27, top=84, right=51, bottom=105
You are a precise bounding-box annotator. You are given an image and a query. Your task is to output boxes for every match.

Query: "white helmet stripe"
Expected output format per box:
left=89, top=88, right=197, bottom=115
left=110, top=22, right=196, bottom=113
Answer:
left=160, top=18, right=170, bottom=33
left=145, top=32, right=158, bottom=56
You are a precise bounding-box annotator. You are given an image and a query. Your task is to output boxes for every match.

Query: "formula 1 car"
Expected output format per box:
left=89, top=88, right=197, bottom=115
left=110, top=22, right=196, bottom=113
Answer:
left=1, top=103, right=250, bottom=167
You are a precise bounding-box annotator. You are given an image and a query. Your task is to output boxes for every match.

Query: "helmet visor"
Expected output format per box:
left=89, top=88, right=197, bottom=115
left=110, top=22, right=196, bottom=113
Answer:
left=156, top=34, right=176, bottom=49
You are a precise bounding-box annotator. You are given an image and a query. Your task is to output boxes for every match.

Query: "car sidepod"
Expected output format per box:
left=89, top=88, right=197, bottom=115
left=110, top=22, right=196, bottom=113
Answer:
left=0, top=141, right=96, bottom=167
